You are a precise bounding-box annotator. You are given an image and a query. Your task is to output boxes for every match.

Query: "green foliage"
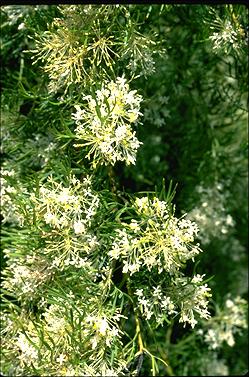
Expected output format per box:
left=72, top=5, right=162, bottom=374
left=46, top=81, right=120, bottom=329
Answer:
left=1, top=4, right=248, bottom=376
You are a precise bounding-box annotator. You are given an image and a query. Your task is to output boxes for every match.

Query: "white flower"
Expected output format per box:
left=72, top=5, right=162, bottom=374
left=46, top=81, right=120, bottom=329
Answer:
left=44, top=212, right=59, bottom=226
left=91, top=337, right=98, bottom=350
left=138, top=297, right=149, bottom=307
left=204, top=329, right=219, bottom=349
left=115, top=125, right=128, bottom=140
left=225, top=299, right=234, bottom=308
left=57, top=188, right=71, bottom=204
left=226, top=214, right=234, bottom=226
left=73, top=220, right=86, bottom=234
left=135, top=288, right=144, bottom=297
left=152, top=286, right=162, bottom=298
left=56, top=353, right=67, bottom=365
left=128, top=219, right=140, bottom=232
left=84, top=310, right=124, bottom=351
left=96, top=317, right=108, bottom=336
left=225, top=331, right=235, bottom=347
left=109, top=247, right=121, bottom=259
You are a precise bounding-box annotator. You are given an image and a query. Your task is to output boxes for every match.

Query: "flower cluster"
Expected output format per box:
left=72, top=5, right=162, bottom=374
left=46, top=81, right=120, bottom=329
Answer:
left=134, top=286, right=176, bottom=324
left=8, top=301, right=127, bottom=376
left=32, top=26, right=89, bottom=93
left=187, top=183, right=235, bottom=245
left=121, top=31, right=157, bottom=77
left=183, top=351, right=229, bottom=376
left=132, top=274, right=211, bottom=328
left=2, top=254, right=53, bottom=299
left=173, top=274, right=212, bottom=328
left=12, top=307, right=71, bottom=372
left=31, top=174, right=99, bottom=234
left=27, top=174, right=101, bottom=276
left=202, top=296, right=248, bottom=349
left=143, top=95, right=171, bottom=129
left=0, top=167, right=24, bottom=226
left=24, top=133, right=57, bottom=168
left=202, top=354, right=229, bottom=376
left=109, top=196, right=201, bottom=275
left=31, top=5, right=120, bottom=93
left=1, top=5, right=42, bottom=28
left=15, top=331, right=39, bottom=368
left=209, top=20, right=242, bottom=54
left=84, top=309, right=125, bottom=350
left=2, top=175, right=101, bottom=304
left=72, top=76, right=143, bottom=167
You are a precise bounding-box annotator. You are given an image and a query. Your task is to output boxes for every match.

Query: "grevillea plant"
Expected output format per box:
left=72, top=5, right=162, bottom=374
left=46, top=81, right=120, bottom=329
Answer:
left=1, top=4, right=248, bottom=376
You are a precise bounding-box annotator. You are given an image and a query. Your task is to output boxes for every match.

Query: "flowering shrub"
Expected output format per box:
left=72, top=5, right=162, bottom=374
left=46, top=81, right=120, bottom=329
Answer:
left=1, top=4, right=248, bottom=376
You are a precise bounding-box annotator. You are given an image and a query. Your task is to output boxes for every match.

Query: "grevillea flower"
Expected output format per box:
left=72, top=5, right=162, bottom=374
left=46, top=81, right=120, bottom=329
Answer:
left=72, top=76, right=143, bottom=167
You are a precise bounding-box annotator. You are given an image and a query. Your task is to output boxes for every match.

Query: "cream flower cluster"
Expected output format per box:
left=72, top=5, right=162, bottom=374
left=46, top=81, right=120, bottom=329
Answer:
left=133, top=274, right=211, bottom=328
left=72, top=76, right=143, bottom=167
left=184, top=351, right=229, bottom=376
left=134, top=286, right=176, bottom=324
left=31, top=175, right=99, bottom=234
left=2, top=254, right=53, bottom=299
left=209, top=20, right=240, bottom=54
left=203, top=296, right=248, bottom=349
left=16, top=332, right=39, bottom=367
left=13, top=306, right=71, bottom=372
left=2, top=175, right=101, bottom=303
left=109, top=196, right=201, bottom=275
left=84, top=309, right=125, bottom=351
left=25, top=133, right=57, bottom=167
left=174, top=274, right=212, bottom=328
left=12, top=302, right=126, bottom=376
left=187, top=183, right=235, bottom=245
left=121, top=32, right=157, bottom=77
left=0, top=167, right=24, bottom=226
